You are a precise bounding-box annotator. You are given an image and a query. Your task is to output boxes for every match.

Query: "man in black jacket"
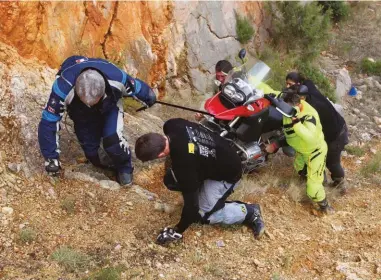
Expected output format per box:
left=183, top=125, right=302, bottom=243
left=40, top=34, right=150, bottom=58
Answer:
left=285, top=72, right=349, bottom=191
left=135, top=118, right=265, bottom=245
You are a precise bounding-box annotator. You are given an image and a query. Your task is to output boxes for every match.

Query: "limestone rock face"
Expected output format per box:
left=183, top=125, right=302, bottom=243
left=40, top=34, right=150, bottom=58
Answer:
left=0, top=1, right=267, bottom=173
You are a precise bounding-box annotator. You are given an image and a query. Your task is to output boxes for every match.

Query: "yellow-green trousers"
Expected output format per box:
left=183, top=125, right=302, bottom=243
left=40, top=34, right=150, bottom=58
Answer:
left=294, top=142, right=328, bottom=202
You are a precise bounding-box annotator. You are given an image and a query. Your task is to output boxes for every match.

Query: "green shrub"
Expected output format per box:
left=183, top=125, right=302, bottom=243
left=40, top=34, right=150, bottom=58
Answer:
left=19, top=228, right=37, bottom=244
left=267, top=2, right=331, bottom=60
left=259, top=47, right=297, bottom=90
left=87, top=267, right=122, bottom=280
left=345, top=145, right=366, bottom=157
left=295, top=61, right=336, bottom=102
left=235, top=12, right=255, bottom=44
left=360, top=58, right=381, bottom=76
left=318, top=1, right=350, bottom=22
left=60, top=197, right=76, bottom=214
left=258, top=47, right=335, bottom=101
left=51, top=246, right=90, bottom=272
left=361, top=152, right=381, bottom=177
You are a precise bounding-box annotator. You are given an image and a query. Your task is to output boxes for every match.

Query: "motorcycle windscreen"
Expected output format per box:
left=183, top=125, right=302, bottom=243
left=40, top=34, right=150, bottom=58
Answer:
left=247, top=61, right=271, bottom=89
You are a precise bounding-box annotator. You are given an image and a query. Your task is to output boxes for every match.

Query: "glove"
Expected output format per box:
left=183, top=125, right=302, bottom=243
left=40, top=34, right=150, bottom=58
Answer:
left=156, top=227, right=183, bottom=245
left=146, top=87, right=157, bottom=107
left=45, top=159, right=61, bottom=176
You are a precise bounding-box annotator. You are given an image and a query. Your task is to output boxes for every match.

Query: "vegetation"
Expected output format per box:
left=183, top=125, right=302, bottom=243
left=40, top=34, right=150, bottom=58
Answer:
left=60, top=196, right=76, bottom=214
left=295, top=61, right=336, bottom=102
left=259, top=47, right=336, bottom=102
left=19, top=228, right=37, bottom=244
left=345, top=145, right=366, bottom=157
left=266, top=2, right=331, bottom=60
left=51, top=246, right=90, bottom=272
left=318, top=1, right=350, bottom=22
left=235, top=12, right=255, bottom=44
left=86, top=267, right=123, bottom=280
left=360, top=58, right=381, bottom=76
left=361, top=152, right=381, bottom=177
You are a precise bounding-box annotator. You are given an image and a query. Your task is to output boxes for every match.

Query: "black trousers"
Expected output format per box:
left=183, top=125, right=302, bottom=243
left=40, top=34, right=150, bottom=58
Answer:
left=326, top=125, right=349, bottom=180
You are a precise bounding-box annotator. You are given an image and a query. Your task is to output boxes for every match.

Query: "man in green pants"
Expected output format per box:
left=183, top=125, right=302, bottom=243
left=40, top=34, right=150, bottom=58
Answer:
left=266, top=88, right=333, bottom=213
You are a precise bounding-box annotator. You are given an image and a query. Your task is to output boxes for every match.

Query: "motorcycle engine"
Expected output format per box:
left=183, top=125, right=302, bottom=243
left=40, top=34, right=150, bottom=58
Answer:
left=234, top=140, right=267, bottom=173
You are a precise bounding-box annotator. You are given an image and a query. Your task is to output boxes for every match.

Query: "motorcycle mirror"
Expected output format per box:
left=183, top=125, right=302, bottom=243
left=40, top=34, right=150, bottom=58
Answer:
left=238, top=49, right=246, bottom=62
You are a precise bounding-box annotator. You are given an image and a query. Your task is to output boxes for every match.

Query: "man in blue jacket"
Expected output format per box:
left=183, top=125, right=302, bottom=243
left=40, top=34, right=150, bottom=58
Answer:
left=38, top=55, right=156, bottom=186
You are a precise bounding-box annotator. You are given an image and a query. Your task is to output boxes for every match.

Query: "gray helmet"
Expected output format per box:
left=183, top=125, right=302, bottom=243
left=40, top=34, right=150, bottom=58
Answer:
left=75, top=69, right=106, bottom=107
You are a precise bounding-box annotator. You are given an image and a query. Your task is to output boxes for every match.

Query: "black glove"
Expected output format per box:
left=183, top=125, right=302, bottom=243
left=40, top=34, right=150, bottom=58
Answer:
left=45, top=159, right=61, bottom=176
left=156, top=227, right=183, bottom=245
left=146, top=88, right=157, bottom=107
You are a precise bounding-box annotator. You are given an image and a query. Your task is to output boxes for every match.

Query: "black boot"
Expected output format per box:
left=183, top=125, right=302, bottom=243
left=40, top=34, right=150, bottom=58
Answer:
left=245, top=204, right=265, bottom=240
left=330, top=177, right=347, bottom=195
left=317, top=198, right=334, bottom=215
left=117, top=172, right=133, bottom=186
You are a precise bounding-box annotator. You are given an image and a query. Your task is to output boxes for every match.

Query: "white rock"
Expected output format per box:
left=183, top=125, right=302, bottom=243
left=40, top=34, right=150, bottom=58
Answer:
left=99, top=180, right=121, bottom=190
left=373, top=116, right=381, bottom=125
left=357, top=85, right=367, bottom=92
left=7, top=163, right=21, bottom=173
left=335, top=68, right=352, bottom=103
left=374, top=80, right=381, bottom=91
left=2, top=207, right=14, bottom=215
left=370, top=148, right=377, bottom=155
left=47, top=188, right=57, bottom=199
left=360, top=133, right=371, bottom=142
left=216, top=240, right=225, bottom=247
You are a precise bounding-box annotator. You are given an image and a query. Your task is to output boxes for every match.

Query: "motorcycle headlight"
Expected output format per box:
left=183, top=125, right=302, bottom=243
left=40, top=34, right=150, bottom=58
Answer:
left=223, top=84, right=245, bottom=103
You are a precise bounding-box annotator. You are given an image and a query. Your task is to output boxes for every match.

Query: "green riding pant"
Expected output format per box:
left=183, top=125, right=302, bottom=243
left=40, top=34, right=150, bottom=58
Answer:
left=294, top=141, right=328, bottom=202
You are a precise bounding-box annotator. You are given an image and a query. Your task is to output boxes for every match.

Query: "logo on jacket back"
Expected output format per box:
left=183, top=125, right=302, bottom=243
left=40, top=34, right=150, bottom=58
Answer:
left=75, top=58, right=86, bottom=64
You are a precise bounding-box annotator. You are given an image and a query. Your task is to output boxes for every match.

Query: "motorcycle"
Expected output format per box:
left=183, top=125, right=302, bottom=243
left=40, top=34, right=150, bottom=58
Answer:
left=135, top=49, right=296, bottom=173
left=199, top=50, right=295, bottom=173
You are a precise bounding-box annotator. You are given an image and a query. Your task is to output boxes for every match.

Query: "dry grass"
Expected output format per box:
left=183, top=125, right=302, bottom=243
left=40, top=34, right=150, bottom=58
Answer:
left=361, top=152, right=381, bottom=177
left=51, top=246, right=91, bottom=272
left=18, top=228, right=37, bottom=244
left=60, top=196, right=76, bottom=214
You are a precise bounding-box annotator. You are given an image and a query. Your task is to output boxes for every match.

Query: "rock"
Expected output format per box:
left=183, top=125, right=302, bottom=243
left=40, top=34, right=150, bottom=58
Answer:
left=335, top=68, right=352, bottom=103
left=114, top=244, right=122, bottom=251
left=366, top=57, right=375, bottom=63
left=353, top=108, right=360, bottom=114
left=0, top=123, right=5, bottom=135
left=357, top=84, right=367, bottom=92
left=189, top=68, right=209, bottom=94
left=373, top=116, right=381, bottom=125
left=7, top=163, right=21, bottom=174
left=126, top=201, right=133, bottom=206
left=154, top=202, right=164, bottom=212
left=47, top=188, right=57, bottom=199
left=355, top=160, right=362, bottom=165
left=86, top=191, right=96, bottom=199
left=2, top=207, right=14, bottom=215
left=99, top=180, right=121, bottom=190
left=364, top=77, right=374, bottom=88
left=254, top=259, right=265, bottom=268
left=132, top=185, right=158, bottom=200
left=374, top=80, right=381, bottom=91
left=163, top=203, right=175, bottom=214
left=216, top=240, right=225, bottom=247
left=370, top=148, right=377, bottom=155
left=360, top=132, right=371, bottom=142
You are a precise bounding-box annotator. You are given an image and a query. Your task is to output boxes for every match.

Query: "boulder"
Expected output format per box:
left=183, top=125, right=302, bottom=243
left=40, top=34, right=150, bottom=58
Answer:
left=335, top=68, right=352, bottom=103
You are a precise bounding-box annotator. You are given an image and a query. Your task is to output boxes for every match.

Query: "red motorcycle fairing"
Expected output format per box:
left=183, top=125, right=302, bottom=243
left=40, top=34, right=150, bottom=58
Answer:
left=204, top=92, right=271, bottom=120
